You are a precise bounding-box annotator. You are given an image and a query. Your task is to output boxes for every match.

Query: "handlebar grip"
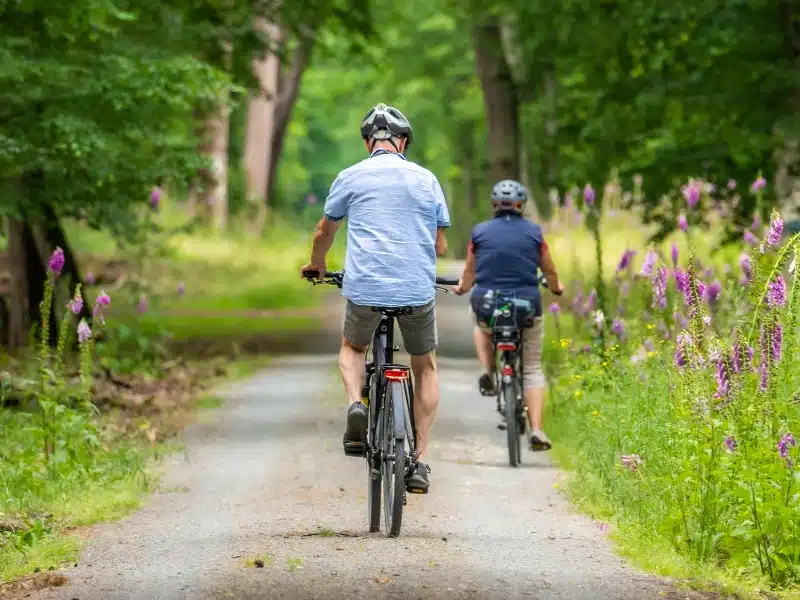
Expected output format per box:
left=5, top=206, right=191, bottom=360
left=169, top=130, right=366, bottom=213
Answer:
left=435, top=277, right=460, bottom=286
left=302, top=269, right=321, bottom=279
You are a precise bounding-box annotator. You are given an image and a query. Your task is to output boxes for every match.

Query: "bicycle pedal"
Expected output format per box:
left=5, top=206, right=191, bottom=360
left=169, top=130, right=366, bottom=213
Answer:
left=407, top=487, right=428, bottom=494
left=497, top=423, right=507, bottom=431
left=343, top=441, right=367, bottom=457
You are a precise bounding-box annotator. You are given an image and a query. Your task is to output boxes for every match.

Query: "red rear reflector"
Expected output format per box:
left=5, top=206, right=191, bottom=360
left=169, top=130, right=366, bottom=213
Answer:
left=502, top=365, right=514, bottom=376
left=496, top=342, right=517, bottom=351
left=385, top=369, right=409, bottom=381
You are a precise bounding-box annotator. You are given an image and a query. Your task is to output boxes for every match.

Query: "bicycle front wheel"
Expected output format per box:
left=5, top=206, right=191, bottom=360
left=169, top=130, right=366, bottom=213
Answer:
left=382, top=380, right=408, bottom=537
left=503, top=379, right=520, bottom=467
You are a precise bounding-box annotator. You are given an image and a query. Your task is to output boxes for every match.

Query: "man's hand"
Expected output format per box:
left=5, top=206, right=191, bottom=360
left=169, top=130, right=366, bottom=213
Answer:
left=452, top=279, right=468, bottom=295
left=553, top=281, right=565, bottom=295
left=300, top=261, right=326, bottom=279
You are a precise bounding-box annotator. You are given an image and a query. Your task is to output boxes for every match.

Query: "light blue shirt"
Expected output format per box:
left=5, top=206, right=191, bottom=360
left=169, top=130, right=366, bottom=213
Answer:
left=324, top=151, right=451, bottom=307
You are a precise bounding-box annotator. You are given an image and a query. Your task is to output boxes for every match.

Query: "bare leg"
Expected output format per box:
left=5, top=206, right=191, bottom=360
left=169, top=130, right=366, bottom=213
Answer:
left=473, top=326, right=494, bottom=372
left=338, top=338, right=367, bottom=405
left=409, top=351, right=439, bottom=461
left=524, top=387, right=546, bottom=430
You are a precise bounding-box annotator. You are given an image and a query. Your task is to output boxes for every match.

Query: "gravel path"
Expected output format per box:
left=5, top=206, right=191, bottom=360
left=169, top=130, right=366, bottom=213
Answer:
left=29, top=352, right=713, bottom=600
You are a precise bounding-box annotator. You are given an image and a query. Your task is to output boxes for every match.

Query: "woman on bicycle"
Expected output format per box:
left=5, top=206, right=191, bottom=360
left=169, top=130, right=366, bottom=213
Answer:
left=453, top=180, right=563, bottom=451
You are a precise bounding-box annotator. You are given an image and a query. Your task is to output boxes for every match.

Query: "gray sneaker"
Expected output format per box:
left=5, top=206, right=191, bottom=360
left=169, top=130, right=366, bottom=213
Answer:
left=530, top=429, right=552, bottom=451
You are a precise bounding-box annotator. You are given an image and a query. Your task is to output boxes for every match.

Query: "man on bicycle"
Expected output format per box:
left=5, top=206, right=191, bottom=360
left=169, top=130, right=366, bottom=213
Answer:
left=453, top=180, right=563, bottom=451
left=300, top=103, right=450, bottom=493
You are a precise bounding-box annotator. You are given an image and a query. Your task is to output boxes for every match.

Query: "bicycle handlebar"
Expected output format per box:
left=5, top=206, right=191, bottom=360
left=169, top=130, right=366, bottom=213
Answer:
left=302, top=269, right=459, bottom=290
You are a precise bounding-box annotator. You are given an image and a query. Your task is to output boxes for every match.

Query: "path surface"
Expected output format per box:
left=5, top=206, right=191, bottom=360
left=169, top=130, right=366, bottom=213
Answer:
left=28, top=290, right=713, bottom=600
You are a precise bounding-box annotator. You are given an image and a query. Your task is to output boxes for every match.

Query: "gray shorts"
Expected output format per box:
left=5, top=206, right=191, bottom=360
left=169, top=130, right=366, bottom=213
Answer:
left=343, top=300, right=437, bottom=356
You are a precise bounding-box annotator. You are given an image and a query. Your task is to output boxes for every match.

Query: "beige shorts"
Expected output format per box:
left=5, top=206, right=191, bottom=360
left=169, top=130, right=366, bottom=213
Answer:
left=343, top=300, right=437, bottom=356
left=471, top=305, right=545, bottom=389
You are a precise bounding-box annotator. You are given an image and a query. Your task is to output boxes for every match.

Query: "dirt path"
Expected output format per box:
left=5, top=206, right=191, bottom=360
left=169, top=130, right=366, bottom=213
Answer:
left=25, top=351, right=716, bottom=600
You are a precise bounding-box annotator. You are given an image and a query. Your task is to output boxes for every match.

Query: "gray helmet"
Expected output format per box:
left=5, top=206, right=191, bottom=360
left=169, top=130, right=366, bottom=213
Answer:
left=360, top=103, right=414, bottom=148
left=491, top=179, right=527, bottom=214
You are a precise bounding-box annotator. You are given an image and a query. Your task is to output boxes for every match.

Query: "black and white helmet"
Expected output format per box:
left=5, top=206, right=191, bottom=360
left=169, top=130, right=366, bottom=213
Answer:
left=491, top=179, right=528, bottom=214
left=360, top=103, right=414, bottom=148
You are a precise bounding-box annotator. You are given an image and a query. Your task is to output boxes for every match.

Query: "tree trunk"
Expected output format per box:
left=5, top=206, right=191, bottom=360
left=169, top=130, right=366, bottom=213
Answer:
left=472, top=16, right=520, bottom=185
left=208, top=97, right=231, bottom=232
left=263, top=28, right=317, bottom=208
left=6, top=219, right=30, bottom=349
left=776, top=0, right=800, bottom=220
left=243, top=21, right=283, bottom=232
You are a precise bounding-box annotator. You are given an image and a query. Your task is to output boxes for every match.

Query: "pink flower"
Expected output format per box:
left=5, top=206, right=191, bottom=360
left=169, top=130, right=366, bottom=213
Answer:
left=77, top=319, right=91, bottom=343
left=48, top=247, right=65, bottom=276
left=677, top=214, right=688, bottom=232
left=67, top=289, right=83, bottom=315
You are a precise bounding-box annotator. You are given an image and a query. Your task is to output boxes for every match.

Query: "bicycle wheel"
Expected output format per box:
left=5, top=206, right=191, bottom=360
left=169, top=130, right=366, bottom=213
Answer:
left=503, top=379, right=520, bottom=467
left=382, top=380, right=408, bottom=537
left=367, top=389, right=381, bottom=533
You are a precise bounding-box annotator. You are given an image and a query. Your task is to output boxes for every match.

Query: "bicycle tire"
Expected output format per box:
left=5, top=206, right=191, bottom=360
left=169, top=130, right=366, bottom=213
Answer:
left=383, top=380, right=407, bottom=537
left=504, top=379, right=520, bottom=467
left=367, top=397, right=381, bottom=533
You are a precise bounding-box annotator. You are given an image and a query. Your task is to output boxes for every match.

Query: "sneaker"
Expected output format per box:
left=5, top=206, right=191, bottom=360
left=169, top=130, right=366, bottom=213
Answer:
left=530, top=429, right=552, bottom=451
left=478, top=373, right=497, bottom=396
left=343, top=402, right=368, bottom=456
left=406, top=461, right=431, bottom=494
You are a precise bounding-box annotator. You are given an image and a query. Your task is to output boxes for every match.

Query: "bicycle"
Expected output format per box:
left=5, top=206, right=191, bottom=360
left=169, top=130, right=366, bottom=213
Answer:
left=479, top=273, right=560, bottom=467
left=302, top=269, right=458, bottom=537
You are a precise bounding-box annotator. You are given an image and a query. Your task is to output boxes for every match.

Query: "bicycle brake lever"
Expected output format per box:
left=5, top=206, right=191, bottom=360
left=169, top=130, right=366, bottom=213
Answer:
left=434, top=285, right=449, bottom=293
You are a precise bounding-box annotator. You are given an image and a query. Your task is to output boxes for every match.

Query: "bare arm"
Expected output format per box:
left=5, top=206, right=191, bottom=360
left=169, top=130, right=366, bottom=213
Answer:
left=435, top=227, right=448, bottom=257
left=540, top=242, right=563, bottom=293
left=301, top=217, right=341, bottom=274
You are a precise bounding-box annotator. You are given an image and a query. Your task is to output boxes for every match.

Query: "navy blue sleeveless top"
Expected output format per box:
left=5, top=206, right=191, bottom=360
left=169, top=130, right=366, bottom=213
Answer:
left=470, top=213, right=543, bottom=316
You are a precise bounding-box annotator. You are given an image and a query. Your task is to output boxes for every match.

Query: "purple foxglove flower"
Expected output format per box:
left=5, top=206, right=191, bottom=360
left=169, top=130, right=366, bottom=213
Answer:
left=583, top=184, right=596, bottom=207
left=767, top=275, right=786, bottom=308
left=611, top=318, right=625, bottom=338
left=586, top=289, right=597, bottom=312
left=48, top=247, right=65, bottom=276
left=771, top=323, right=783, bottom=361
left=150, top=186, right=162, bottom=209
left=746, top=345, right=754, bottom=369
left=705, top=280, right=722, bottom=303
left=677, top=214, right=688, bottom=232
left=767, top=213, right=783, bottom=246
left=137, top=294, right=148, bottom=314
left=743, top=230, right=758, bottom=246
left=620, top=454, right=642, bottom=471
left=778, top=433, right=796, bottom=468
left=652, top=267, right=668, bottom=309
left=674, top=268, right=689, bottom=295
left=703, top=315, right=712, bottom=326
left=751, top=214, right=761, bottom=231
left=95, top=291, right=110, bottom=306
left=724, top=436, right=737, bottom=452
left=671, top=243, right=679, bottom=267
left=571, top=290, right=583, bottom=314
left=67, top=289, right=83, bottom=315
left=715, top=356, right=730, bottom=397
left=732, top=343, right=742, bottom=374
left=727, top=179, right=737, bottom=190
left=683, top=181, right=701, bottom=208
left=617, top=249, right=637, bottom=273
left=549, top=302, right=560, bottom=314
left=759, top=361, right=768, bottom=391
left=739, top=253, right=752, bottom=279
left=77, top=319, right=91, bottom=343
left=640, top=250, right=657, bottom=278
left=750, top=176, right=767, bottom=193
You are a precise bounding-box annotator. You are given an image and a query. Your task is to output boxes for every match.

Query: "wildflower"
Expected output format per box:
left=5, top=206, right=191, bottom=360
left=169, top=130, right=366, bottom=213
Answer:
left=682, top=180, right=701, bottom=209
left=724, top=436, right=737, bottom=453
left=620, top=454, right=643, bottom=472
left=750, top=176, right=767, bottom=194
left=596, top=522, right=609, bottom=533
left=150, top=186, right=163, bottom=210
left=743, top=230, right=758, bottom=246
left=77, top=319, right=91, bottom=343
left=727, top=179, right=736, bottom=190
left=571, top=290, right=583, bottom=315
left=612, top=318, right=625, bottom=339
left=759, top=361, right=768, bottom=391
left=751, top=214, right=761, bottom=231
left=617, top=249, right=637, bottom=273
left=771, top=323, right=783, bottom=361
left=739, top=253, right=752, bottom=281
left=652, top=266, right=667, bottom=309
left=586, top=289, right=597, bottom=312
left=767, top=275, right=786, bottom=308
left=583, top=344, right=592, bottom=353
left=178, top=282, right=185, bottom=297
left=671, top=243, right=679, bottom=267
left=703, top=315, right=712, bottom=326
left=705, top=280, right=722, bottom=303
left=674, top=336, right=688, bottom=368
left=640, top=250, right=657, bottom=277
left=583, top=184, right=596, bottom=207
left=92, top=291, right=110, bottom=324
left=715, top=356, right=730, bottom=398
left=137, top=294, right=148, bottom=314
left=767, top=212, right=783, bottom=246
left=594, top=309, right=605, bottom=330
left=644, top=339, right=655, bottom=352
left=85, top=271, right=96, bottom=285
left=677, top=214, right=688, bottom=232
left=778, top=433, right=796, bottom=468
left=732, top=343, right=742, bottom=374
left=67, top=289, right=83, bottom=315
left=96, top=291, right=110, bottom=306
left=746, top=345, right=755, bottom=369
left=674, top=268, right=689, bottom=296
left=48, top=247, right=65, bottom=276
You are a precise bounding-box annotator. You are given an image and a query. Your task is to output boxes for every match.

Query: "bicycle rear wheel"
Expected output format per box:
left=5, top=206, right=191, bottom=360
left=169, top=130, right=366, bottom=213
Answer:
left=382, top=380, right=408, bottom=537
left=503, top=380, right=520, bottom=467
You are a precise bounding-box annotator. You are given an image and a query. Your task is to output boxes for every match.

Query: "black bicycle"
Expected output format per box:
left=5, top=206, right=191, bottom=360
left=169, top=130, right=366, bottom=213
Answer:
left=479, top=273, right=559, bottom=467
left=303, top=269, right=458, bottom=537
